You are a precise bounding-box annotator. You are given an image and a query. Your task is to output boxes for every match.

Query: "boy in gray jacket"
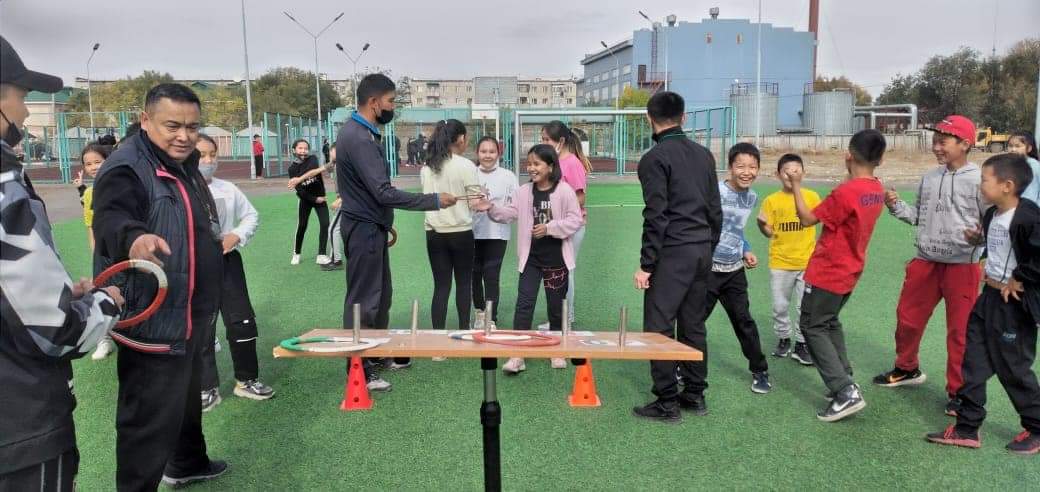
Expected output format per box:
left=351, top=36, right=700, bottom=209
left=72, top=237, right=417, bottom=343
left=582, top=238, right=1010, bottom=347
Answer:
left=873, top=115, right=987, bottom=417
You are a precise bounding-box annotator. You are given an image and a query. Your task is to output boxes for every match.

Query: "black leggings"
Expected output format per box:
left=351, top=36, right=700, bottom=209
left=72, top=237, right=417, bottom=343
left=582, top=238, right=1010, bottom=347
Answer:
left=472, top=239, right=508, bottom=322
left=253, top=155, right=264, bottom=177
left=295, top=200, right=329, bottom=255
left=426, top=230, right=474, bottom=330
left=513, top=263, right=569, bottom=331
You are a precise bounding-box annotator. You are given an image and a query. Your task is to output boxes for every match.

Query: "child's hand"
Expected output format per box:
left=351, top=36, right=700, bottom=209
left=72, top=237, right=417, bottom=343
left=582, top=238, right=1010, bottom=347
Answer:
left=471, top=196, right=492, bottom=212
left=73, top=170, right=83, bottom=187
left=287, top=177, right=302, bottom=189
left=885, top=187, right=900, bottom=207
left=532, top=224, right=548, bottom=238
left=1002, top=277, right=1024, bottom=303
left=743, top=251, right=758, bottom=269
left=784, top=169, right=802, bottom=186
left=315, top=197, right=326, bottom=204
left=221, top=233, right=241, bottom=254
left=963, top=224, right=984, bottom=245
left=633, top=268, right=651, bottom=290
left=331, top=197, right=342, bottom=209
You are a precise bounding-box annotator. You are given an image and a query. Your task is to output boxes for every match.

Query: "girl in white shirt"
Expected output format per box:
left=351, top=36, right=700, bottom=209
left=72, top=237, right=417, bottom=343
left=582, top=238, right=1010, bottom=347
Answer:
left=471, top=136, right=518, bottom=329
left=421, top=119, right=480, bottom=335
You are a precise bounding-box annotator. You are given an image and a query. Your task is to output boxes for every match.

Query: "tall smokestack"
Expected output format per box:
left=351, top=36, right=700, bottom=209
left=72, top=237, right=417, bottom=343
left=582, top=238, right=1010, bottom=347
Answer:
left=809, top=0, right=820, bottom=82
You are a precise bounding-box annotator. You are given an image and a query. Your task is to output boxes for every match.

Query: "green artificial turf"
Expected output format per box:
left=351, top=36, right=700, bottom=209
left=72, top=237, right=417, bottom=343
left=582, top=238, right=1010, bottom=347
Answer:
left=52, top=183, right=1038, bottom=490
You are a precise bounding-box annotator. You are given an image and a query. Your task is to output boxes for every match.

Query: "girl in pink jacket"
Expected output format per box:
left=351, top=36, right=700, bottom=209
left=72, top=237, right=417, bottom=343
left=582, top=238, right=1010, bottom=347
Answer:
left=475, top=144, right=584, bottom=374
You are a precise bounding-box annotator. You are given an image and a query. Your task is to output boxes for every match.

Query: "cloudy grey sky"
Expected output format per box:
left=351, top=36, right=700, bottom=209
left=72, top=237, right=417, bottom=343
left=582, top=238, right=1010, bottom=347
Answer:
left=2, top=0, right=1037, bottom=96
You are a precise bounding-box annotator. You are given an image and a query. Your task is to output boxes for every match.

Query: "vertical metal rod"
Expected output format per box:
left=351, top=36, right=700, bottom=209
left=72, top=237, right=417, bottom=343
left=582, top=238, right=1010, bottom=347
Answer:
left=484, top=300, right=494, bottom=335
left=480, top=357, right=501, bottom=492
left=410, top=299, right=419, bottom=335
left=562, top=303, right=570, bottom=337
left=352, top=303, right=361, bottom=344
left=619, top=306, right=628, bottom=347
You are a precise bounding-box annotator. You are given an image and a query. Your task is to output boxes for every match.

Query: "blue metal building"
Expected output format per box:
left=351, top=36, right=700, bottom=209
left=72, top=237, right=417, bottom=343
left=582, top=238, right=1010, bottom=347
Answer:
left=579, top=10, right=814, bottom=128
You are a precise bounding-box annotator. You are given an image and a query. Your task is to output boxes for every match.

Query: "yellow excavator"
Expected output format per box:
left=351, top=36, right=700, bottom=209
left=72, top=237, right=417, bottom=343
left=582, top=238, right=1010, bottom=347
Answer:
left=975, top=127, right=1011, bottom=153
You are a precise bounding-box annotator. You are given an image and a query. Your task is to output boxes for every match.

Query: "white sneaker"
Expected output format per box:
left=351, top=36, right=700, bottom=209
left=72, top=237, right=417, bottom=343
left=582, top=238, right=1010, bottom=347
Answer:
left=473, top=310, right=486, bottom=330
left=550, top=358, right=567, bottom=369
left=503, top=357, right=526, bottom=374
left=365, top=373, right=392, bottom=392
left=91, top=338, right=114, bottom=361
left=290, top=254, right=301, bottom=265
left=432, top=356, right=448, bottom=362
left=315, top=254, right=332, bottom=265
left=537, top=322, right=550, bottom=331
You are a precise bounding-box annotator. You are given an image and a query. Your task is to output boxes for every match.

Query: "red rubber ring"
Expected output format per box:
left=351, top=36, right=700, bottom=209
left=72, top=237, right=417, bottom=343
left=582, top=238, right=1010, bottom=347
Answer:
left=94, top=260, right=168, bottom=329
left=471, top=330, right=561, bottom=347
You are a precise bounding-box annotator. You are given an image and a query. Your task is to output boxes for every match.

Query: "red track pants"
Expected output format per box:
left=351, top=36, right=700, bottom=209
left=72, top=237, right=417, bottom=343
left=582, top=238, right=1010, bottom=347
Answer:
left=893, top=258, right=982, bottom=396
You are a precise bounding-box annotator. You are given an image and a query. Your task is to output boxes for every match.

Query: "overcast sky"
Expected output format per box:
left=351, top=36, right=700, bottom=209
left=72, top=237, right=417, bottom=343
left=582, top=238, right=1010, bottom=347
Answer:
left=2, top=0, right=1037, bottom=96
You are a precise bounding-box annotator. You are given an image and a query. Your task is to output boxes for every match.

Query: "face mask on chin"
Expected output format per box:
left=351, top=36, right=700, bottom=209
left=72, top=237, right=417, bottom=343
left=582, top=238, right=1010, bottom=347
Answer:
left=1, top=111, right=23, bottom=147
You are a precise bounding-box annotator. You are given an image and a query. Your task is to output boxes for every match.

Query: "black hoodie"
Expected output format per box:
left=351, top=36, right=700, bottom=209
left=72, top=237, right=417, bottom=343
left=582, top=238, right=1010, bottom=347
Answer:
left=289, top=154, right=326, bottom=204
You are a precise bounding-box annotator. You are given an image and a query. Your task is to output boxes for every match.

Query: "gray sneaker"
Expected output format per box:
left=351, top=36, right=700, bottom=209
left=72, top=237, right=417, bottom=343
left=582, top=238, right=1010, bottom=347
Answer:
left=201, top=389, right=222, bottom=412
left=234, top=379, right=275, bottom=400
left=791, top=342, right=814, bottom=366
left=366, top=372, right=392, bottom=392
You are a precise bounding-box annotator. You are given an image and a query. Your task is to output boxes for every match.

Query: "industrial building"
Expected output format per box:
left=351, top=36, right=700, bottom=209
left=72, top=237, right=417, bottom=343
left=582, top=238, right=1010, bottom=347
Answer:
left=578, top=6, right=818, bottom=131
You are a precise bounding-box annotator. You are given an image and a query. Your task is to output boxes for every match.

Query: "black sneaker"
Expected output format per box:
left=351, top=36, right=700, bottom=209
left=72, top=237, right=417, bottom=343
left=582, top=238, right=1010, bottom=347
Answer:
left=632, top=399, right=682, bottom=424
left=872, top=367, right=926, bottom=387
left=162, top=460, right=228, bottom=488
left=817, top=384, right=866, bottom=422
left=945, top=397, right=960, bottom=417
left=1006, top=430, right=1040, bottom=455
left=321, top=260, right=344, bottom=271
left=751, top=371, right=772, bottom=394
left=791, top=342, right=814, bottom=366
left=677, top=393, right=708, bottom=416
left=925, top=425, right=981, bottom=449
left=772, top=338, right=792, bottom=358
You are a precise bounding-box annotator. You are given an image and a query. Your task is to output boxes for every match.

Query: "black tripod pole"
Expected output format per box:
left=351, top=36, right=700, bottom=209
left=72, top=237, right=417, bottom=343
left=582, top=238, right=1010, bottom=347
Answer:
left=480, top=357, right=502, bottom=492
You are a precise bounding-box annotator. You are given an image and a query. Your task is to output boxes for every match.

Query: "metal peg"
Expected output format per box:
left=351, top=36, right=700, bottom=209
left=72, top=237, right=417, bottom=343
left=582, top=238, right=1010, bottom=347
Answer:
left=484, top=300, right=494, bottom=336
left=562, top=303, right=570, bottom=337
left=410, top=299, right=419, bottom=335
left=352, top=303, right=361, bottom=344
left=618, top=306, right=628, bottom=348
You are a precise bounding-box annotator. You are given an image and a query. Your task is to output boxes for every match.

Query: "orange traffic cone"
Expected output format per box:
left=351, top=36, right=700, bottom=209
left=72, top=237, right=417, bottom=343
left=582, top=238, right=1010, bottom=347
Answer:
left=568, top=361, right=602, bottom=407
left=340, top=356, right=373, bottom=411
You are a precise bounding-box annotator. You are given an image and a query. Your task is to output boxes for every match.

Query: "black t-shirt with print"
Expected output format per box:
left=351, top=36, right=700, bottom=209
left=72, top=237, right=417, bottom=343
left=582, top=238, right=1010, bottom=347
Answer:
left=529, top=184, right=564, bottom=268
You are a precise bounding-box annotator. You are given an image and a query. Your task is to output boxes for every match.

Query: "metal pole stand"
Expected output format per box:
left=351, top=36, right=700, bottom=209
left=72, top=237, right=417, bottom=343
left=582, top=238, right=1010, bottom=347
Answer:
left=480, top=357, right=502, bottom=492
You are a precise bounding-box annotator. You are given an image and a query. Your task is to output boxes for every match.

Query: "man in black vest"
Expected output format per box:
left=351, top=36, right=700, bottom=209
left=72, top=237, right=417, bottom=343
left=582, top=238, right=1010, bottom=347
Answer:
left=93, top=83, right=227, bottom=490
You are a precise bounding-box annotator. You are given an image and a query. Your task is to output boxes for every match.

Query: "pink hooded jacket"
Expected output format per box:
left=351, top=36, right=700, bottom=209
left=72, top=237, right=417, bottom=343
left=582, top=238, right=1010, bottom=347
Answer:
left=488, top=180, right=584, bottom=272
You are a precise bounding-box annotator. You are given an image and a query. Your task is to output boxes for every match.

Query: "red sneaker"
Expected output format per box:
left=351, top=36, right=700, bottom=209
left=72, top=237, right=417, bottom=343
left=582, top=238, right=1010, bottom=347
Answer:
left=926, top=425, right=981, bottom=449
left=1006, top=430, right=1040, bottom=456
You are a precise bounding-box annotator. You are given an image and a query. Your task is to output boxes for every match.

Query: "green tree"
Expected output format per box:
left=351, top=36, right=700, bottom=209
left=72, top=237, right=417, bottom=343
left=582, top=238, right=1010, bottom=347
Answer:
left=198, top=84, right=247, bottom=129
left=618, top=86, right=651, bottom=109
left=252, top=67, right=343, bottom=120
left=66, top=71, right=176, bottom=127
left=876, top=42, right=1038, bottom=130
left=813, top=75, right=873, bottom=105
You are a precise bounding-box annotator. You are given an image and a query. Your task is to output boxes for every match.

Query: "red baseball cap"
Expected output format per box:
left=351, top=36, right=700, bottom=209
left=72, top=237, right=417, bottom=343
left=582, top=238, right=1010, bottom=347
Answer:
left=928, top=115, right=976, bottom=146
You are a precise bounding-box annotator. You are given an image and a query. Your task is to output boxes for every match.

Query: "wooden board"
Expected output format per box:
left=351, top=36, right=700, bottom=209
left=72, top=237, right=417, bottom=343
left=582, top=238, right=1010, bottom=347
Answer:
left=273, top=329, right=702, bottom=361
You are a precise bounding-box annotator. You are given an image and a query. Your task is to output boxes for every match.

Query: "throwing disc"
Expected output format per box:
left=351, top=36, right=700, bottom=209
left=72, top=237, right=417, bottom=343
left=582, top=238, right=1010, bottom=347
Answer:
left=471, top=330, right=561, bottom=347
left=93, top=259, right=168, bottom=329
left=280, top=336, right=385, bottom=353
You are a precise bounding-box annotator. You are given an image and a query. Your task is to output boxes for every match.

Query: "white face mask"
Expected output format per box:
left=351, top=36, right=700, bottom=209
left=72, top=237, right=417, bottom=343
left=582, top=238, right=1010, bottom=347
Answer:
left=198, top=163, right=218, bottom=181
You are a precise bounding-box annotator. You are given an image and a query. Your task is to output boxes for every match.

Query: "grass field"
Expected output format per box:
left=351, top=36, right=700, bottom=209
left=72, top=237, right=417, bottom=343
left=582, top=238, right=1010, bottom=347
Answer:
left=53, top=183, right=1038, bottom=490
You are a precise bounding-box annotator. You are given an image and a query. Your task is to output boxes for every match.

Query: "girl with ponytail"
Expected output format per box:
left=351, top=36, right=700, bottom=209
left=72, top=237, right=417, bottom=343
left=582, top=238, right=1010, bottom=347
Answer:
left=541, top=120, right=590, bottom=327
left=421, top=119, right=481, bottom=339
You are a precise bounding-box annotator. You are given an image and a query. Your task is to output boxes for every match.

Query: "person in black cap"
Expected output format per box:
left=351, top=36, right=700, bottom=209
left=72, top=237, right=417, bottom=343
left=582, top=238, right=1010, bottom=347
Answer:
left=0, top=35, right=125, bottom=492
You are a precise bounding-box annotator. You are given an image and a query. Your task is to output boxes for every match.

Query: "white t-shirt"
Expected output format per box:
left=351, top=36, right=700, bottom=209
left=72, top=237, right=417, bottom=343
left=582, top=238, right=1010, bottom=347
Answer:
left=985, top=207, right=1017, bottom=283
left=473, top=164, right=518, bottom=241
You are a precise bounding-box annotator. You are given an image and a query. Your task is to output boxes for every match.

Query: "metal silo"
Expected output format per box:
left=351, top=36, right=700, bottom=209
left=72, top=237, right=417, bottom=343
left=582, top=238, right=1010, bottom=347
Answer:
left=803, top=89, right=854, bottom=135
left=730, top=83, right=778, bottom=137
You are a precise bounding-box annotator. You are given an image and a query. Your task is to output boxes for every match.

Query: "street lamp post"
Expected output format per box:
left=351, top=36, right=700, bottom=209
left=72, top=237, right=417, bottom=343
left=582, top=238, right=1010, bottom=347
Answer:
left=240, top=0, right=257, bottom=178
left=600, top=41, right=621, bottom=110
left=86, top=42, right=100, bottom=138
left=335, top=42, right=371, bottom=107
left=283, top=10, right=345, bottom=164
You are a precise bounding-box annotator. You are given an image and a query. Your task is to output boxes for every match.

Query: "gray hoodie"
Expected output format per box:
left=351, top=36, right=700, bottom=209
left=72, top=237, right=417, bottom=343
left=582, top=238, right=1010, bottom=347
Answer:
left=888, top=162, right=987, bottom=263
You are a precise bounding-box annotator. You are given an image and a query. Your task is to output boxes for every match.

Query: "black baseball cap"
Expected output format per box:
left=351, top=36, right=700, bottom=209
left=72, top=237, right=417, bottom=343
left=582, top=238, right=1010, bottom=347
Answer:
left=0, top=36, right=63, bottom=93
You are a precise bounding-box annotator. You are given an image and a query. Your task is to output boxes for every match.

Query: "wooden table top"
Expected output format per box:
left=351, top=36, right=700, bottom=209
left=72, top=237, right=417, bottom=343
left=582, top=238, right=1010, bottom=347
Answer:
left=273, top=329, right=703, bottom=361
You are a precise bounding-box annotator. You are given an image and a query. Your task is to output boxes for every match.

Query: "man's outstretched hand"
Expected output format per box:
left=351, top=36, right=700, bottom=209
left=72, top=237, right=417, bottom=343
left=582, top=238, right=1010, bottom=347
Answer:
left=129, top=234, right=172, bottom=268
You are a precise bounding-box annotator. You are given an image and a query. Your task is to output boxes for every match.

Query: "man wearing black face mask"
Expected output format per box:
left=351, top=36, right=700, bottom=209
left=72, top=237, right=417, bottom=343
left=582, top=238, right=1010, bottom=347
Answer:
left=336, top=74, right=456, bottom=386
